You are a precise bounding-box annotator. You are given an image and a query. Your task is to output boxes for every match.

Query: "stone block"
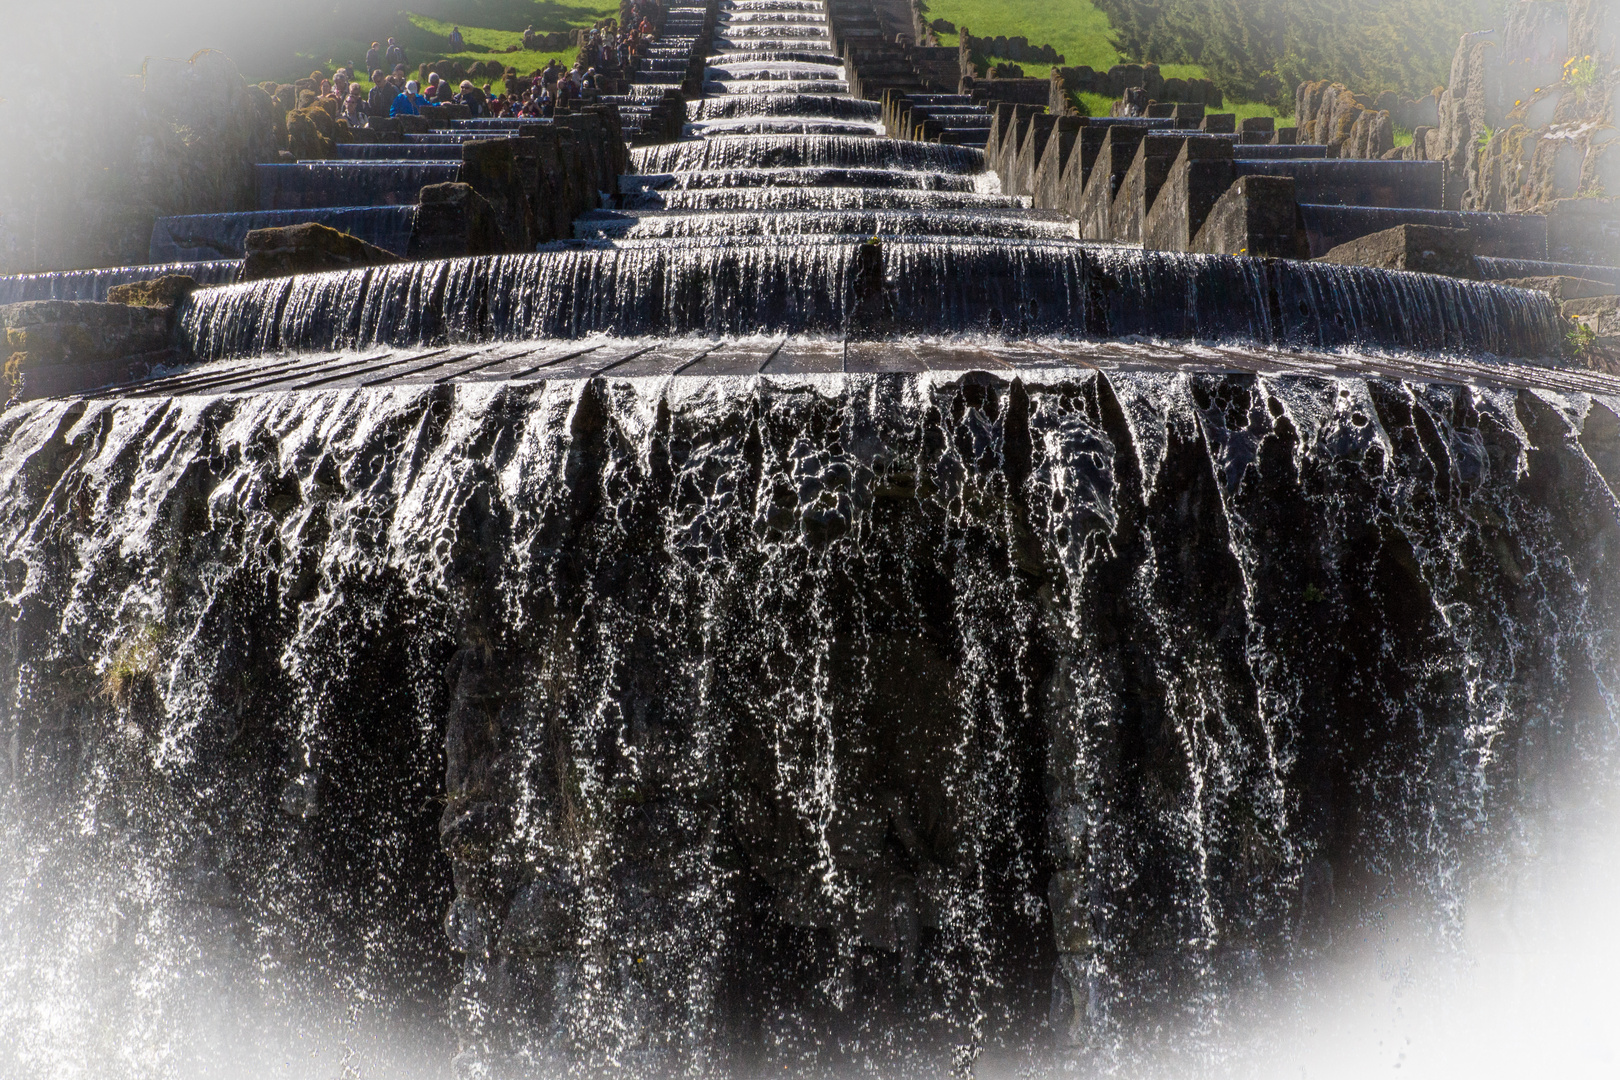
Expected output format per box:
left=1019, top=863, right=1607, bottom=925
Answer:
left=1058, top=125, right=1105, bottom=218
left=975, top=79, right=1051, bottom=106
left=1201, top=113, right=1236, bottom=134
left=1546, top=198, right=1620, bottom=268
left=1297, top=205, right=1546, bottom=260
left=1032, top=117, right=1086, bottom=211
left=461, top=138, right=539, bottom=251
left=1171, top=103, right=1206, bottom=128
left=240, top=222, right=403, bottom=281
left=1111, top=133, right=1202, bottom=245
left=421, top=104, right=471, bottom=128
left=363, top=117, right=404, bottom=138
left=1234, top=160, right=1445, bottom=209
left=1106, top=64, right=1146, bottom=97
left=408, top=183, right=506, bottom=260
left=1, top=301, right=178, bottom=401
left=1499, top=276, right=1620, bottom=301
left=1142, top=142, right=1238, bottom=252
left=105, top=275, right=202, bottom=308
left=1014, top=114, right=1060, bottom=197
left=1315, top=223, right=1478, bottom=278
left=988, top=104, right=1043, bottom=189
left=1076, top=126, right=1150, bottom=239
left=1192, top=175, right=1309, bottom=258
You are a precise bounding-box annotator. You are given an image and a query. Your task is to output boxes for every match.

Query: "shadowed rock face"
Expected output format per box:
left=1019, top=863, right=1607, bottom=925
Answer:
left=2, top=370, right=1616, bottom=1076
left=240, top=221, right=403, bottom=282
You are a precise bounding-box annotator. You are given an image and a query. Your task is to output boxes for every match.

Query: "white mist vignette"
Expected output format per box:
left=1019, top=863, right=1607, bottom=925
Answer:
left=1192, top=791, right=1620, bottom=1080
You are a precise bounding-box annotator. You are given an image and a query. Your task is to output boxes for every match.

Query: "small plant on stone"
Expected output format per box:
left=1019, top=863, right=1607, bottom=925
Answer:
left=1568, top=321, right=1599, bottom=361
left=1565, top=55, right=1597, bottom=100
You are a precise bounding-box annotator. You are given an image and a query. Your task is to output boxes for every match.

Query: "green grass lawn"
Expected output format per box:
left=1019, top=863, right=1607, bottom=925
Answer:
left=927, top=0, right=1121, bottom=70
left=270, top=0, right=619, bottom=89
left=928, top=0, right=1282, bottom=119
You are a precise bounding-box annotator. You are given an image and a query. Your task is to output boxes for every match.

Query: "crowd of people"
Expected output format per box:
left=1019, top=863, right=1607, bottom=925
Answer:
left=320, top=11, right=666, bottom=122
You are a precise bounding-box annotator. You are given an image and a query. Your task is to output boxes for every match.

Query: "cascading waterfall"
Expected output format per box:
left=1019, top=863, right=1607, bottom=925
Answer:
left=4, top=0, right=1619, bottom=1077
left=3, top=375, right=1618, bottom=1078
left=177, top=241, right=1562, bottom=362
left=630, top=136, right=985, bottom=173
left=625, top=187, right=1031, bottom=210
left=255, top=162, right=461, bottom=211
left=575, top=208, right=1077, bottom=240
left=687, top=94, right=882, bottom=121
left=0, top=260, right=243, bottom=303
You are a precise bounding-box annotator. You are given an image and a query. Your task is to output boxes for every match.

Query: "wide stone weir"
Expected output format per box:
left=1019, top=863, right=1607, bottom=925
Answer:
left=3, top=1, right=1620, bottom=1078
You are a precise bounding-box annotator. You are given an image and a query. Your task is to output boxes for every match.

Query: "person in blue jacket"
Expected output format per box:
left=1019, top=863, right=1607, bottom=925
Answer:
left=390, top=79, right=426, bottom=116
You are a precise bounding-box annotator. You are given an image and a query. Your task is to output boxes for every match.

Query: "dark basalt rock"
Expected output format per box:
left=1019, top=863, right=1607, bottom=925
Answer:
left=240, top=221, right=402, bottom=281
left=409, top=182, right=506, bottom=259
left=104, top=274, right=201, bottom=308
left=287, top=104, right=338, bottom=159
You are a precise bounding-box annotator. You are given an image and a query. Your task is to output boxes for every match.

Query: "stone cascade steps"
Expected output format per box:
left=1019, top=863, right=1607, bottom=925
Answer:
left=90, top=334, right=1620, bottom=399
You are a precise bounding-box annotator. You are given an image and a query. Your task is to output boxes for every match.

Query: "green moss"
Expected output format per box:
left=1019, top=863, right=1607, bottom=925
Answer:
left=102, top=622, right=166, bottom=708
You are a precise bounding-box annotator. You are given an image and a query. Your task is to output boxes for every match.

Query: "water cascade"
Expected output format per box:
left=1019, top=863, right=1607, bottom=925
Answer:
left=150, top=206, right=421, bottom=263
left=0, top=260, right=244, bottom=304
left=255, top=162, right=462, bottom=211
left=3, top=0, right=1619, bottom=1077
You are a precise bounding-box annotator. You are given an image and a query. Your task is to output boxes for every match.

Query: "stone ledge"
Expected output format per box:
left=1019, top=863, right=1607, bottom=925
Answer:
left=1, top=301, right=179, bottom=402
left=1316, top=224, right=1478, bottom=278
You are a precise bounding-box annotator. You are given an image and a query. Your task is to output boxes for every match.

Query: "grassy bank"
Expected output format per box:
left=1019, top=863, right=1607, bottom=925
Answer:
left=926, top=0, right=1283, bottom=120
left=926, top=0, right=1122, bottom=71
left=256, top=0, right=619, bottom=86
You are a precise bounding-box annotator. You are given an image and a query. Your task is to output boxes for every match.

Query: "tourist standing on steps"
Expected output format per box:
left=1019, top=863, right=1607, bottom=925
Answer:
left=449, top=26, right=464, bottom=51
left=386, top=37, right=406, bottom=70
left=366, top=71, right=392, bottom=116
